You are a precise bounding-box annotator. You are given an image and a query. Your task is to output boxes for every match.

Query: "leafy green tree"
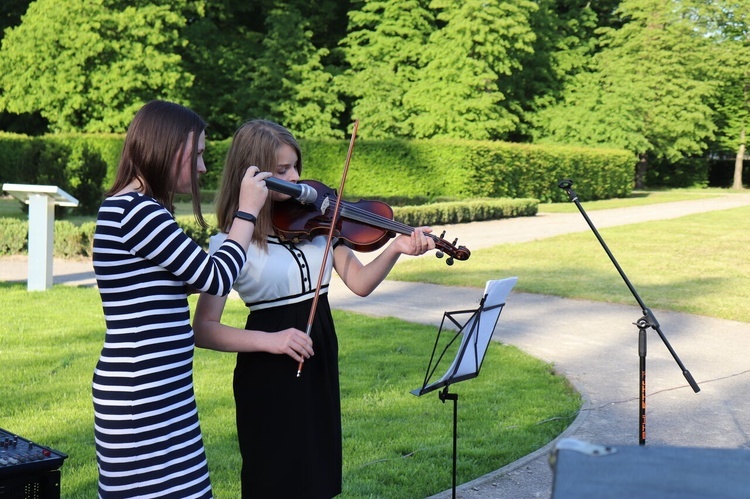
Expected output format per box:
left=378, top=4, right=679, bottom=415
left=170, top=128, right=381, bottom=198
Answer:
left=535, top=0, right=716, bottom=187
left=251, top=5, right=343, bottom=138
left=693, top=0, right=750, bottom=189
left=179, top=0, right=263, bottom=138
left=338, top=0, right=435, bottom=139
left=180, top=0, right=349, bottom=139
left=0, top=0, right=194, bottom=133
left=403, top=0, right=538, bottom=140
left=508, top=0, right=604, bottom=141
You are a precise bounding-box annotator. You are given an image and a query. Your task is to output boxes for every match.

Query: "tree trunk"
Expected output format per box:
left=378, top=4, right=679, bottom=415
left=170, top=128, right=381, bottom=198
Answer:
left=635, top=153, right=648, bottom=189
left=733, top=128, right=746, bottom=190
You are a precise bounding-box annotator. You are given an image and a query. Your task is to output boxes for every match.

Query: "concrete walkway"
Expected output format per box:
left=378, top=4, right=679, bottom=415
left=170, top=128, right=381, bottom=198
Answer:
left=3, top=192, right=750, bottom=498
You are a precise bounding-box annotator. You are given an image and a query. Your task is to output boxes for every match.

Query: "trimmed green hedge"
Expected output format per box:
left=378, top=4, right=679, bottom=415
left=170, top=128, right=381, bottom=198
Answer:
left=294, top=139, right=634, bottom=203
left=2, top=133, right=634, bottom=214
left=393, top=198, right=537, bottom=226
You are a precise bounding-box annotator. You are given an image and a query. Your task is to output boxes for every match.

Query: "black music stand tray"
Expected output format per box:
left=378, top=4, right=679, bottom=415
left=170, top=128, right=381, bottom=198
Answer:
left=411, top=277, right=517, bottom=498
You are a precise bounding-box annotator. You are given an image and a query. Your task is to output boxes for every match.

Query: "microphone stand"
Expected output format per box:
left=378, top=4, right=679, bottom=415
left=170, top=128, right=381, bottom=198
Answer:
left=557, top=179, right=700, bottom=445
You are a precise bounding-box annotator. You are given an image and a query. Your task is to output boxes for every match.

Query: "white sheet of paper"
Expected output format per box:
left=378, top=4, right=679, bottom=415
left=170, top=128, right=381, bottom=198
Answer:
left=434, top=276, right=517, bottom=384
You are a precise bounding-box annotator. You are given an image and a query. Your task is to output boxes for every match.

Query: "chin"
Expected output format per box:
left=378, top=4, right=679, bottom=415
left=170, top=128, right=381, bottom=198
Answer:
left=272, top=193, right=292, bottom=202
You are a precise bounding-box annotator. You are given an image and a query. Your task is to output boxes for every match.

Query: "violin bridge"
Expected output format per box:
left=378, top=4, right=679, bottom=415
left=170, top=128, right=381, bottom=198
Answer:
left=320, top=196, right=330, bottom=216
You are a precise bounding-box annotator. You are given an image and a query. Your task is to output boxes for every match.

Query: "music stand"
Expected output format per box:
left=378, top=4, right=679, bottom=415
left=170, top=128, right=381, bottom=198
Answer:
left=412, top=277, right=517, bottom=498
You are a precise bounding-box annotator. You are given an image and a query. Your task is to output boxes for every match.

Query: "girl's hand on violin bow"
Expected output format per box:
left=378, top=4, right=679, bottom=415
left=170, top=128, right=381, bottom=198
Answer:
left=264, top=328, right=314, bottom=363
left=393, top=227, right=436, bottom=256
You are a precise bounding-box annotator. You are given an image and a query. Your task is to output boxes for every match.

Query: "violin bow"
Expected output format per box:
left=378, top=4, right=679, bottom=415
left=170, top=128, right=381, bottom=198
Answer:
left=297, top=119, right=360, bottom=377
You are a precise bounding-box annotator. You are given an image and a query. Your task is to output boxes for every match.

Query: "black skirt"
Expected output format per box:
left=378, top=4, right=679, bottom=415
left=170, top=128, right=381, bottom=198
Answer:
left=234, top=294, right=341, bottom=498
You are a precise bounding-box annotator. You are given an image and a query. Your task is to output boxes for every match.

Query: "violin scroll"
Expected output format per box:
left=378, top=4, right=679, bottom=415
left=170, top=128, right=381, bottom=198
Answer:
left=432, top=230, right=470, bottom=266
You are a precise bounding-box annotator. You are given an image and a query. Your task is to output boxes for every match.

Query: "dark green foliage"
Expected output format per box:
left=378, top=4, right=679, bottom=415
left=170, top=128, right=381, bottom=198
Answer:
left=646, top=156, right=711, bottom=188
left=0, top=218, right=26, bottom=254
left=708, top=159, right=750, bottom=188
left=201, top=137, right=232, bottom=191
left=0, top=134, right=122, bottom=216
left=1, top=133, right=633, bottom=209
left=51, top=140, right=109, bottom=215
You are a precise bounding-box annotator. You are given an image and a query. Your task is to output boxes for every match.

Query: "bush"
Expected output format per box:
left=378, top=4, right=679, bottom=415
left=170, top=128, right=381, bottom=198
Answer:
left=1, top=133, right=634, bottom=210
left=394, top=198, right=538, bottom=226
left=54, top=220, right=88, bottom=258
left=176, top=214, right=219, bottom=249
left=0, top=219, right=96, bottom=258
left=0, top=218, right=27, bottom=255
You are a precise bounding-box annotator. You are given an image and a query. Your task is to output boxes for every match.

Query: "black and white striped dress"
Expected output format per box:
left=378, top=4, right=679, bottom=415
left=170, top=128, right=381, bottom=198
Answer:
left=92, top=193, right=245, bottom=498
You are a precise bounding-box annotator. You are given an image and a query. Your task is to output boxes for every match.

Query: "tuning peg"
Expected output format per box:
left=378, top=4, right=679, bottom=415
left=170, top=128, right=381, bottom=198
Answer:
left=435, top=230, right=447, bottom=258
left=446, top=257, right=454, bottom=266
left=452, top=238, right=459, bottom=246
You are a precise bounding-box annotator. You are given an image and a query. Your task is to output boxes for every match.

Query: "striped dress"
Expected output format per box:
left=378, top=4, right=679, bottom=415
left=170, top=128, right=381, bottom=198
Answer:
left=92, top=193, right=246, bottom=498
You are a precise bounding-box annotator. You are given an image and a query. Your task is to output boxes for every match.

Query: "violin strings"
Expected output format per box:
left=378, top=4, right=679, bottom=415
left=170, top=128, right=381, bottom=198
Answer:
left=339, top=202, right=418, bottom=236
left=326, top=195, right=452, bottom=248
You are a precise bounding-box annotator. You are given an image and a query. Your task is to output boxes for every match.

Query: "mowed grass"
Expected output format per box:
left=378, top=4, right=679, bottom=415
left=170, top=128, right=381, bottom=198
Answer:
left=3, top=187, right=747, bottom=496
left=0, top=284, right=579, bottom=498
left=390, top=206, right=750, bottom=323
left=537, top=187, right=727, bottom=213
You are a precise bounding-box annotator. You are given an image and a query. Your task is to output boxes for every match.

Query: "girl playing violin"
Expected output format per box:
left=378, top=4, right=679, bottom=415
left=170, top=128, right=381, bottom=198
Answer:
left=192, top=119, right=435, bottom=498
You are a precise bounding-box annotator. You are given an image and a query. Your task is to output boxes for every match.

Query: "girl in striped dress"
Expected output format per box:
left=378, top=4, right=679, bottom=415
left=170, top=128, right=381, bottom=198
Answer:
left=92, top=100, right=275, bottom=498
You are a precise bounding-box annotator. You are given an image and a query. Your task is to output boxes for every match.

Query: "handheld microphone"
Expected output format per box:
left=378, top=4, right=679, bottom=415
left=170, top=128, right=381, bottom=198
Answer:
left=258, top=175, right=318, bottom=204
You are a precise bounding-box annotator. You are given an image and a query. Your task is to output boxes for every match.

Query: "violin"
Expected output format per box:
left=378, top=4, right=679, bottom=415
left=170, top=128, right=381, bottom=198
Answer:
left=271, top=179, right=471, bottom=265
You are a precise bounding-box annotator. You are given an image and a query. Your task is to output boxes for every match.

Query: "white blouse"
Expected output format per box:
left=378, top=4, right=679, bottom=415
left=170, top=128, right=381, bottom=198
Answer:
left=209, top=232, right=335, bottom=311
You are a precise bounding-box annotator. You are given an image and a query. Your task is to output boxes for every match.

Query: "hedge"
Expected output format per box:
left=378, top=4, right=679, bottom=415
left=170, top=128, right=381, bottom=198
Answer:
left=2, top=132, right=635, bottom=216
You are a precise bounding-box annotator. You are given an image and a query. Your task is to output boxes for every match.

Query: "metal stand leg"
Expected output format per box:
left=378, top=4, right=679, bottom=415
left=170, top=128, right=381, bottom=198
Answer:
left=440, top=386, right=458, bottom=499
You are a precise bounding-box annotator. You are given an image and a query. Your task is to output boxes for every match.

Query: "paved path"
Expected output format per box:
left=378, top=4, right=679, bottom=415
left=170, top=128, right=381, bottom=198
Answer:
left=3, top=193, right=750, bottom=498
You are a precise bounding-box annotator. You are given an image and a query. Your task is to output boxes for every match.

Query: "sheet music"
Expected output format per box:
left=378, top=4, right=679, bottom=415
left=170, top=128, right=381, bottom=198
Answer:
left=436, top=277, right=517, bottom=383
left=413, top=277, right=517, bottom=395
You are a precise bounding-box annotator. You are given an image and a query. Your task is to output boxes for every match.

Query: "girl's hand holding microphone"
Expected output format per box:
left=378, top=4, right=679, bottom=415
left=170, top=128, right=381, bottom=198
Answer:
left=238, top=166, right=271, bottom=215
left=229, top=166, right=271, bottom=247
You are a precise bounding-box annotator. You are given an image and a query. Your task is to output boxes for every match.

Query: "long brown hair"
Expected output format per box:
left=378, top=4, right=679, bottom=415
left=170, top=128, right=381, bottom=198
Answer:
left=216, top=120, right=302, bottom=250
left=107, top=100, right=208, bottom=227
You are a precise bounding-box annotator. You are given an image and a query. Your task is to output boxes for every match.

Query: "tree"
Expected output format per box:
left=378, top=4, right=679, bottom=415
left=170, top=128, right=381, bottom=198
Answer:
left=163, top=0, right=349, bottom=138
left=338, top=0, right=435, bottom=139
left=693, top=0, right=750, bottom=189
left=403, top=0, right=538, bottom=140
left=250, top=5, right=343, bottom=139
left=0, top=0, right=194, bottom=133
left=508, top=0, right=606, bottom=141
left=535, top=0, right=716, bottom=187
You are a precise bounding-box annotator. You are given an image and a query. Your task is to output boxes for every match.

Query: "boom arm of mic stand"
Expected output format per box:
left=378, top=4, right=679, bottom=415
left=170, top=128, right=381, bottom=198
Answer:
left=557, top=179, right=700, bottom=393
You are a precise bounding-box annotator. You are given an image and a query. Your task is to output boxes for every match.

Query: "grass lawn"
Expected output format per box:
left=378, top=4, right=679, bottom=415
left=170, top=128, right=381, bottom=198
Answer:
left=537, top=187, right=729, bottom=213
left=0, top=284, right=579, bottom=498
left=2, top=186, right=748, bottom=496
left=390, top=204, right=750, bottom=323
